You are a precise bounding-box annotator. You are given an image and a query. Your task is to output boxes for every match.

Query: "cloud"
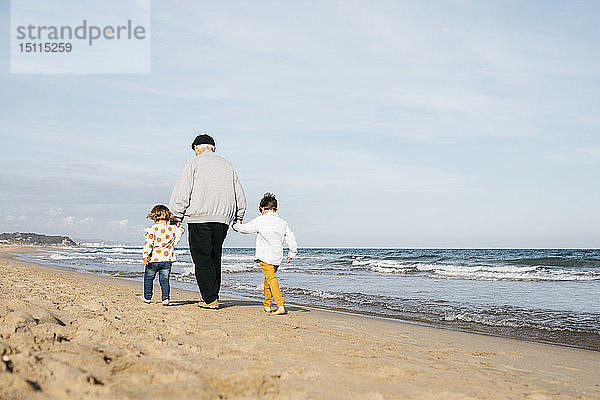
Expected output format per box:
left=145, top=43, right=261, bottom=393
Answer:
left=579, top=146, right=600, bottom=159
left=3, top=208, right=27, bottom=223
left=78, top=216, right=95, bottom=225
left=109, top=219, right=129, bottom=230
left=4, top=215, right=27, bottom=222
left=544, top=146, right=600, bottom=162
left=48, top=207, right=63, bottom=217
left=61, top=216, right=93, bottom=227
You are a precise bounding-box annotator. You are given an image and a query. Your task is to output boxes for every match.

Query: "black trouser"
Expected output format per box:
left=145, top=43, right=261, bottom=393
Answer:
left=188, top=222, right=228, bottom=304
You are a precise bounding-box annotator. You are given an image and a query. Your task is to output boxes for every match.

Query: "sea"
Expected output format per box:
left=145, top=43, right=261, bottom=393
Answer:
left=16, top=246, right=600, bottom=351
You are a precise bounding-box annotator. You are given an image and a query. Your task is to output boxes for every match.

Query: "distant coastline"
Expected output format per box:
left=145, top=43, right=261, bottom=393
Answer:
left=0, top=232, right=76, bottom=246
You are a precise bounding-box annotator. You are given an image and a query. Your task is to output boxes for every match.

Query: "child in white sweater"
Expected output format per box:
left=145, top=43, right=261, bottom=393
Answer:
left=233, top=193, right=297, bottom=315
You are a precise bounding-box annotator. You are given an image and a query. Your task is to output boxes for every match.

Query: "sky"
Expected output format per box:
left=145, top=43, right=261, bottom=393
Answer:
left=1, top=0, right=599, bottom=248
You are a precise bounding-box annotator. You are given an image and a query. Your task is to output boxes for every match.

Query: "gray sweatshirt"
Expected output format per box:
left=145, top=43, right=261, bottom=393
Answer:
left=169, top=152, right=246, bottom=224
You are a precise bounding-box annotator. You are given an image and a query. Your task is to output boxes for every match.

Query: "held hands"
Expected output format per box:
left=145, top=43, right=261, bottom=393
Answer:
left=232, top=220, right=242, bottom=232
left=143, top=258, right=149, bottom=266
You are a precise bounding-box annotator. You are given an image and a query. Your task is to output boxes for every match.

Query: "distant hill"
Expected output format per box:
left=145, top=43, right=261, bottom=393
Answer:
left=0, top=232, right=76, bottom=246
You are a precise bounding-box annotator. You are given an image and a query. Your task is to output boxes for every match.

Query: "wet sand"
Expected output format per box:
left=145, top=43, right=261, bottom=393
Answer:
left=0, top=245, right=598, bottom=399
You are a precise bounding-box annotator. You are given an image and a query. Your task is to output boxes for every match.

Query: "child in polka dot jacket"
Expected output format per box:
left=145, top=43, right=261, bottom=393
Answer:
left=142, top=205, right=185, bottom=305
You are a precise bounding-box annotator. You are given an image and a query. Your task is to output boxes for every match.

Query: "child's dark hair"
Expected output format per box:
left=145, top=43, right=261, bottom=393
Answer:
left=147, top=205, right=178, bottom=222
left=259, top=192, right=278, bottom=211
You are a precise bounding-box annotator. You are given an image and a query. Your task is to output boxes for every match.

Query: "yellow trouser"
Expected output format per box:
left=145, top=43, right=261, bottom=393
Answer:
left=260, top=261, right=284, bottom=307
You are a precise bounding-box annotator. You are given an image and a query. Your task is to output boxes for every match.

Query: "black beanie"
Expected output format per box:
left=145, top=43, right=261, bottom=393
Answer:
left=191, top=134, right=215, bottom=149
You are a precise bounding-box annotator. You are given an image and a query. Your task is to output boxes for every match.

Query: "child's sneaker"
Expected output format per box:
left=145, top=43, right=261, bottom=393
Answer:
left=272, top=305, right=286, bottom=315
left=162, top=299, right=170, bottom=306
left=264, top=306, right=272, bottom=313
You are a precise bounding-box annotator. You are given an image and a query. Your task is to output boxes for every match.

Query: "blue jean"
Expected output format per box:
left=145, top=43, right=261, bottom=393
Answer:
left=144, top=261, right=172, bottom=301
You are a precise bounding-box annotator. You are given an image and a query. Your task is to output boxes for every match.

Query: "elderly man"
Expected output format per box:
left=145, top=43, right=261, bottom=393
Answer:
left=169, top=134, right=246, bottom=309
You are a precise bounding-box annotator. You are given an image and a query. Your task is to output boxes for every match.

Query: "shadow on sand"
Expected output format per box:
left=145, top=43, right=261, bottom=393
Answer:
left=166, top=297, right=309, bottom=313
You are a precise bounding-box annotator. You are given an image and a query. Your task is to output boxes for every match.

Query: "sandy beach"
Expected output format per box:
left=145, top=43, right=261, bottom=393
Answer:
left=0, top=246, right=598, bottom=400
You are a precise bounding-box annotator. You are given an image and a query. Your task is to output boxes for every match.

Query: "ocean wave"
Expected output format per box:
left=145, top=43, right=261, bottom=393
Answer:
left=104, top=257, right=142, bottom=265
left=91, top=247, right=140, bottom=254
left=416, top=264, right=538, bottom=273
left=353, top=258, right=600, bottom=281
left=223, top=263, right=257, bottom=273
left=110, top=271, right=143, bottom=278
left=429, top=267, right=600, bottom=281
left=85, top=247, right=188, bottom=256
left=352, top=259, right=416, bottom=274
left=284, top=287, right=347, bottom=300
left=103, top=256, right=194, bottom=266
left=180, top=266, right=195, bottom=277
left=49, top=253, right=86, bottom=260
left=506, top=257, right=600, bottom=268
left=442, top=312, right=596, bottom=333
left=297, top=270, right=357, bottom=276
left=370, top=265, right=415, bottom=274
left=222, top=253, right=254, bottom=261
left=176, top=263, right=257, bottom=275
left=221, top=281, right=263, bottom=292
left=172, top=261, right=194, bottom=269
